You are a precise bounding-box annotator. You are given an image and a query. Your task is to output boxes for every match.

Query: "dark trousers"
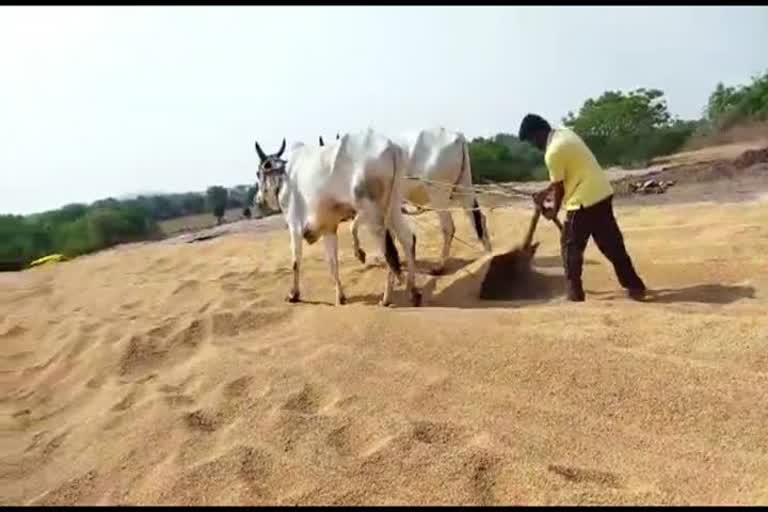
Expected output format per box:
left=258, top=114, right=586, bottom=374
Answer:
left=561, top=195, right=645, bottom=290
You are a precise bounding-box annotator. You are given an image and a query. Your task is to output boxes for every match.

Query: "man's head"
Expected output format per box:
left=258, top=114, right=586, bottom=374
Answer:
left=518, top=113, right=552, bottom=152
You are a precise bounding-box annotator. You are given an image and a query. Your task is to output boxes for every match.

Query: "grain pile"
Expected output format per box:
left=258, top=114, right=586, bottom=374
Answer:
left=1, top=182, right=767, bottom=506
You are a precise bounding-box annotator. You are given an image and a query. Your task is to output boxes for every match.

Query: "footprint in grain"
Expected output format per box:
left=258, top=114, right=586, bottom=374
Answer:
left=64, top=330, right=94, bottom=361
left=11, top=409, right=32, bottom=430
left=157, top=378, right=196, bottom=407
left=224, top=376, right=254, bottom=399
left=547, top=464, right=623, bottom=488
left=238, top=446, right=275, bottom=498
left=120, top=300, right=141, bottom=311
left=411, top=420, right=464, bottom=445
left=464, top=451, right=501, bottom=506
left=119, top=317, right=207, bottom=377
left=146, top=319, right=178, bottom=342
left=212, top=309, right=273, bottom=339
left=118, top=334, right=164, bottom=376
left=31, top=469, right=98, bottom=505
left=171, top=279, right=200, bottom=297
left=163, top=445, right=274, bottom=505
left=325, top=422, right=380, bottom=458
left=168, top=318, right=206, bottom=350
left=85, top=374, right=106, bottom=390
left=164, top=394, right=196, bottom=408
left=41, top=430, right=69, bottom=459
left=1, top=350, right=32, bottom=363
left=282, top=383, right=327, bottom=415
left=183, top=409, right=222, bottom=433
left=111, top=388, right=142, bottom=412
left=0, top=324, right=27, bottom=340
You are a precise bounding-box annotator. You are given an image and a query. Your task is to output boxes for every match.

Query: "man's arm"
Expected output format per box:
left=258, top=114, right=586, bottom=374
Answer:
left=533, top=181, right=563, bottom=219
left=534, top=146, right=566, bottom=219
left=549, top=180, right=564, bottom=217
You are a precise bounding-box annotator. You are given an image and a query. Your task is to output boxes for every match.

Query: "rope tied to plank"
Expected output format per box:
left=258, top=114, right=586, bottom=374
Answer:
left=404, top=176, right=536, bottom=200
left=400, top=178, right=539, bottom=216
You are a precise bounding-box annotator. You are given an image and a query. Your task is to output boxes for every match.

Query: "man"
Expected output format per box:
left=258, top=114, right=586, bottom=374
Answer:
left=518, top=113, right=647, bottom=302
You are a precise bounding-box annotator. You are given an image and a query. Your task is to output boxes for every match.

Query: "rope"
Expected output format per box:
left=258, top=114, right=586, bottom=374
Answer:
left=404, top=176, right=535, bottom=200
left=404, top=212, right=479, bottom=280
left=402, top=198, right=534, bottom=216
left=399, top=175, right=539, bottom=217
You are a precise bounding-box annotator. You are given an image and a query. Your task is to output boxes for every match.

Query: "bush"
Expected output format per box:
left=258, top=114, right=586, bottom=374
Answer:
left=469, top=135, right=546, bottom=182
left=0, top=204, right=159, bottom=267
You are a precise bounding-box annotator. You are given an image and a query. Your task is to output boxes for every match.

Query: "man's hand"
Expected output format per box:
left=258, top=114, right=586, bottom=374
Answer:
left=540, top=206, right=556, bottom=220
left=532, top=189, right=549, bottom=209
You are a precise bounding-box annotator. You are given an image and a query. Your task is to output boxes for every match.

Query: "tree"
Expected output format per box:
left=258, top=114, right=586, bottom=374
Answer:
left=705, top=70, right=768, bottom=129
left=206, top=186, right=229, bottom=225
left=245, top=185, right=258, bottom=207
left=467, top=134, right=546, bottom=183
left=180, top=193, right=206, bottom=216
left=564, top=88, right=671, bottom=138
left=563, top=88, right=693, bottom=167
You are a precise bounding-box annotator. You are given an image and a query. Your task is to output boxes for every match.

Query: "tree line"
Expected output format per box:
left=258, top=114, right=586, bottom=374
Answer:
left=0, top=185, right=257, bottom=269
left=469, top=69, right=767, bottom=182
left=2, top=70, right=766, bottom=269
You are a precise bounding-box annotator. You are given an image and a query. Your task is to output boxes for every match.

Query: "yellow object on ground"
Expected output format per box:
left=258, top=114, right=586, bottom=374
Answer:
left=28, top=253, right=67, bottom=268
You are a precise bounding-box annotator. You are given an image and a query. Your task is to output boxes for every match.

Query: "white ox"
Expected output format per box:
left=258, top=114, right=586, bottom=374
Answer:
left=321, top=127, right=492, bottom=274
left=253, top=130, right=421, bottom=307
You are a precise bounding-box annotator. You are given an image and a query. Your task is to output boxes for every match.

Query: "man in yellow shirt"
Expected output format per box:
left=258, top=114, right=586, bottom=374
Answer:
left=518, top=113, right=646, bottom=302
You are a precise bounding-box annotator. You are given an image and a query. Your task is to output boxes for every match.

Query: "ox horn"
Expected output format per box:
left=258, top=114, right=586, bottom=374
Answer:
left=277, top=138, right=286, bottom=158
left=254, top=140, right=267, bottom=162
left=319, top=136, right=325, bottom=146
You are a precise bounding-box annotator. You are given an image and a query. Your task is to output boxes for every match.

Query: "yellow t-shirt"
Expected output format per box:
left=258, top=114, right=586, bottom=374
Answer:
left=544, top=128, right=613, bottom=211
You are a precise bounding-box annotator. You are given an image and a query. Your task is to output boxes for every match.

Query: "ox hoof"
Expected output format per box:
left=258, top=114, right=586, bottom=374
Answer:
left=429, top=266, right=446, bottom=276
left=355, top=249, right=367, bottom=265
left=378, top=299, right=393, bottom=308
left=410, top=291, right=423, bottom=307
left=336, top=295, right=347, bottom=306
left=285, top=293, right=301, bottom=303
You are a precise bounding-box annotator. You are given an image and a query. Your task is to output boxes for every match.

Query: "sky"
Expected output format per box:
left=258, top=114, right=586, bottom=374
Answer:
left=1, top=6, right=766, bottom=215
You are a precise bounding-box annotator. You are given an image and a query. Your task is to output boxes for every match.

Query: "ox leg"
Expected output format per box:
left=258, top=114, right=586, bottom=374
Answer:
left=323, top=232, right=346, bottom=306
left=434, top=211, right=455, bottom=276
left=389, top=210, right=422, bottom=307
left=365, top=214, right=397, bottom=306
left=375, top=223, right=396, bottom=307
left=350, top=214, right=366, bottom=264
left=426, top=188, right=455, bottom=275
left=286, top=224, right=303, bottom=303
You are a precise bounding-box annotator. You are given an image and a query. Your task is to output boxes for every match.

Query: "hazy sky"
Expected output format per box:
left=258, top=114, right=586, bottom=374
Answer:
left=1, top=6, right=766, bottom=214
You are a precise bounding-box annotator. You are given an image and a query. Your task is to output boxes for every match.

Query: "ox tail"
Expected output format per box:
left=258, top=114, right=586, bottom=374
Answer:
left=448, top=138, right=468, bottom=202
left=383, top=230, right=401, bottom=276
left=382, top=144, right=404, bottom=276
left=455, top=139, right=486, bottom=243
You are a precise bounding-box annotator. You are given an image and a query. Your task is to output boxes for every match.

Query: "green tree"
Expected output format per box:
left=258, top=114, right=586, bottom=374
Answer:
left=180, top=193, right=206, bottom=215
left=704, top=70, right=768, bottom=129
left=468, top=135, right=547, bottom=183
left=245, top=185, right=258, bottom=207
left=206, top=186, right=229, bottom=225
left=563, top=88, right=695, bottom=167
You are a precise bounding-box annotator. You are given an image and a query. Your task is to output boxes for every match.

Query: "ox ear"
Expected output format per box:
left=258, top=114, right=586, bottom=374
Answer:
left=277, top=138, right=286, bottom=158
left=319, top=136, right=325, bottom=146
left=254, top=140, right=267, bottom=162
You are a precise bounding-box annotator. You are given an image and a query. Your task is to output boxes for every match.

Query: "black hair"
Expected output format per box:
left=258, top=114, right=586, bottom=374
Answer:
left=518, top=113, right=551, bottom=142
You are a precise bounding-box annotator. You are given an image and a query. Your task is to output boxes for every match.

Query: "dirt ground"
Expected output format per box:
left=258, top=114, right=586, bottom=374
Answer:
left=1, top=143, right=767, bottom=505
